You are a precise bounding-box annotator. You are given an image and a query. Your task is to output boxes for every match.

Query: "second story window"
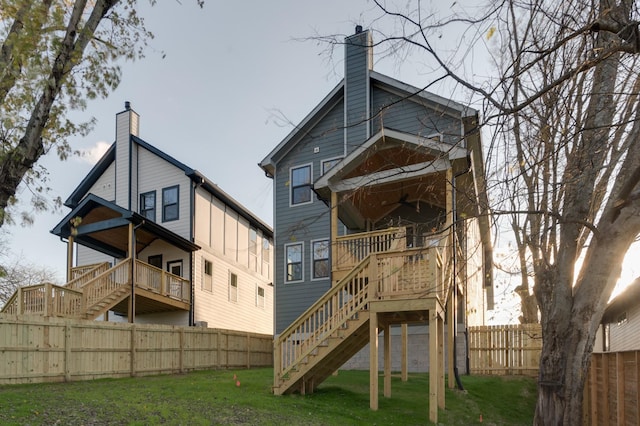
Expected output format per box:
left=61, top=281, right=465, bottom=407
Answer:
left=290, top=164, right=312, bottom=206
left=140, top=191, right=156, bottom=221
left=285, top=242, right=303, bottom=282
left=162, top=185, right=179, bottom=222
left=312, top=240, right=329, bottom=279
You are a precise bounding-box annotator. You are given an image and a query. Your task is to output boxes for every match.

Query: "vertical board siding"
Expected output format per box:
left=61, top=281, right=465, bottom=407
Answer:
left=0, top=315, right=272, bottom=385
left=584, top=351, right=640, bottom=425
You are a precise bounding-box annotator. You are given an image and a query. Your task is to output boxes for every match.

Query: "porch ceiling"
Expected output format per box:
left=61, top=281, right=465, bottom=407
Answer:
left=51, top=194, right=199, bottom=258
left=314, top=127, right=456, bottom=230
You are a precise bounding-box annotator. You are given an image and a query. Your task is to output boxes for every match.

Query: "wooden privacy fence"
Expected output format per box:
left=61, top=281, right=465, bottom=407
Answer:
left=0, top=314, right=273, bottom=385
left=583, top=350, right=640, bottom=425
left=468, top=324, right=542, bottom=376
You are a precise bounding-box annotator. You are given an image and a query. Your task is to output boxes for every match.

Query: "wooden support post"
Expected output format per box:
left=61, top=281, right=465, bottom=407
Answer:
left=330, top=191, right=338, bottom=279
left=273, top=337, right=280, bottom=392
left=370, top=311, right=379, bottom=410
left=447, top=294, right=455, bottom=389
left=128, top=223, right=135, bottom=323
left=401, top=323, right=408, bottom=382
left=66, top=235, right=74, bottom=283
left=438, top=311, right=445, bottom=409
left=43, top=283, right=50, bottom=317
left=384, top=322, right=391, bottom=398
left=429, top=310, right=439, bottom=423
left=17, top=287, right=23, bottom=315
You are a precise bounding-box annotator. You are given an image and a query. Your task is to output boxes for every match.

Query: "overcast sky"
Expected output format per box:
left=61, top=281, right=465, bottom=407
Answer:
left=3, top=1, right=637, bottom=319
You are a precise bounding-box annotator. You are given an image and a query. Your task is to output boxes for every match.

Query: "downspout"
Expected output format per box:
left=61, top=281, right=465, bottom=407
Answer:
left=190, top=176, right=204, bottom=327
left=452, top=154, right=472, bottom=390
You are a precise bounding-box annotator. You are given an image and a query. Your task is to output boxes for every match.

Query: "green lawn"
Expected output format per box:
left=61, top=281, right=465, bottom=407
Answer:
left=0, top=369, right=536, bottom=425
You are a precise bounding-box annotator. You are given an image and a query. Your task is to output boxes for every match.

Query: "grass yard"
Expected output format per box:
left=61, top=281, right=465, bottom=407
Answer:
left=0, top=369, right=536, bottom=425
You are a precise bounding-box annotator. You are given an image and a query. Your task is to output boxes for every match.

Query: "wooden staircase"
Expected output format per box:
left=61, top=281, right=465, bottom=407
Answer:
left=273, top=230, right=451, bottom=395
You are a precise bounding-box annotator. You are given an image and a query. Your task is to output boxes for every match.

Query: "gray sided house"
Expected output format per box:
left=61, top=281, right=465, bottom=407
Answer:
left=595, top=278, right=640, bottom=352
left=260, top=27, right=493, bottom=418
left=3, top=104, right=274, bottom=336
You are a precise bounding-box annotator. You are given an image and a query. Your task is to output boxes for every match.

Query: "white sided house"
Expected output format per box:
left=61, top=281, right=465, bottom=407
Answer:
left=3, top=103, right=273, bottom=336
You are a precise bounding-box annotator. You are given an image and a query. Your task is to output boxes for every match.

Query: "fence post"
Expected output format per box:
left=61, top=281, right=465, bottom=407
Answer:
left=130, top=325, right=136, bottom=377
left=64, top=322, right=72, bottom=381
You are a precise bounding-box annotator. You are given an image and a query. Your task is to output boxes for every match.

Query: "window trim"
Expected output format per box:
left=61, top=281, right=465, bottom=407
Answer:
left=256, top=284, right=265, bottom=308
left=284, top=242, right=304, bottom=283
left=202, top=258, right=213, bottom=292
left=321, top=156, right=343, bottom=175
left=289, top=163, right=313, bottom=207
left=311, top=239, right=330, bottom=281
left=140, top=190, right=156, bottom=222
left=228, top=271, right=238, bottom=303
left=162, top=185, right=180, bottom=222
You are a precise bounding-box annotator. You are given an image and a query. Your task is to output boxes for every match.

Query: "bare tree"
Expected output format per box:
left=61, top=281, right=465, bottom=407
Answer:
left=0, top=256, right=60, bottom=306
left=351, top=0, right=640, bottom=423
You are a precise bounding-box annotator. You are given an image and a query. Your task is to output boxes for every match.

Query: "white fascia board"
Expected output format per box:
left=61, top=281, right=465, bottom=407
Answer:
left=328, top=158, right=450, bottom=192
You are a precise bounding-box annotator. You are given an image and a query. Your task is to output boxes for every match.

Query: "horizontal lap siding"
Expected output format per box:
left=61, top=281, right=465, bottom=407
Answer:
left=88, top=163, right=115, bottom=202
left=193, top=253, right=273, bottom=335
left=274, top=103, right=344, bottom=333
left=371, top=86, right=462, bottom=144
left=610, top=304, right=640, bottom=351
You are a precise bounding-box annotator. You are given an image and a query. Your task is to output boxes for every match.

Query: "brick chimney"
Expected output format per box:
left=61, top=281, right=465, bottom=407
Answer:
left=344, top=26, right=373, bottom=155
left=114, top=101, right=140, bottom=209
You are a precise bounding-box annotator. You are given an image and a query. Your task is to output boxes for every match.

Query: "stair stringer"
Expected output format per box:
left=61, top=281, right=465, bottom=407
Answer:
left=82, top=285, right=131, bottom=320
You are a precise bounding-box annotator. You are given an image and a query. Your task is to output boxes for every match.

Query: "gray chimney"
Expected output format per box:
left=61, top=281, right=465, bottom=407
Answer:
left=343, top=28, right=372, bottom=155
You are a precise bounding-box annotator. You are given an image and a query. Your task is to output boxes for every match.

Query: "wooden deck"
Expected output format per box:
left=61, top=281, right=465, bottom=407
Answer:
left=1, top=259, right=190, bottom=319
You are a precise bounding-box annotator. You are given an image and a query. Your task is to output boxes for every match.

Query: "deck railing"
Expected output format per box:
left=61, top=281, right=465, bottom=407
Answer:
left=275, top=256, right=372, bottom=380
left=66, top=262, right=112, bottom=290
left=135, top=261, right=190, bottom=303
left=372, top=244, right=446, bottom=301
left=333, top=227, right=406, bottom=273
left=1, top=283, right=83, bottom=317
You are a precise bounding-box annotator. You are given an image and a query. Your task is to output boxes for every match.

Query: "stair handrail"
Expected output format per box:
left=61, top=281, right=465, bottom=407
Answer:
left=66, top=262, right=112, bottom=290
left=275, top=255, right=372, bottom=379
left=80, top=258, right=132, bottom=312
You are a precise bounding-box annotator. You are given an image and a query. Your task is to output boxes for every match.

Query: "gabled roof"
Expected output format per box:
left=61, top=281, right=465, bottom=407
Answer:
left=259, top=71, right=478, bottom=176
left=65, top=135, right=272, bottom=238
left=51, top=194, right=200, bottom=258
left=602, top=278, right=640, bottom=323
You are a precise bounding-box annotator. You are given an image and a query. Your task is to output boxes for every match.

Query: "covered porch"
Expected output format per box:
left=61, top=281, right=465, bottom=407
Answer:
left=49, top=194, right=200, bottom=321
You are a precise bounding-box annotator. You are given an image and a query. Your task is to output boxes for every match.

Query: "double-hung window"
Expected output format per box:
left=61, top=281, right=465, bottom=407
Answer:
left=162, top=185, right=179, bottom=222
left=290, top=164, right=312, bottom=205
left=285, top=242, right=303, bottom=282
left=229, top=272, right=238, bottom=302
left=202, top=258, right=213, bottom=292
left=256, top=285, right=265, bottom=308
left=312, top=240, right=329, bottom=279
left=140, top=191, right=156, bottom=221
